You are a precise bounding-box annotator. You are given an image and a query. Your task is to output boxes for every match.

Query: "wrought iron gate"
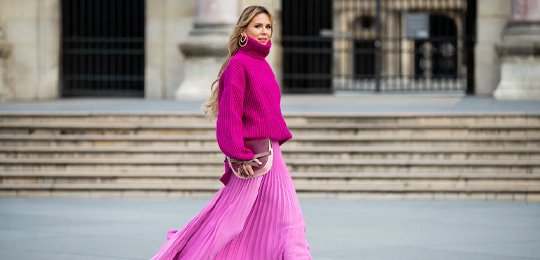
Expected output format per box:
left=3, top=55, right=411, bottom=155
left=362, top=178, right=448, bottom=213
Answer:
left=282, top=0, right=334, bottom=93
left=281, top=0, right=476, bottom=94
left=60, top=0, right=145, bottom=97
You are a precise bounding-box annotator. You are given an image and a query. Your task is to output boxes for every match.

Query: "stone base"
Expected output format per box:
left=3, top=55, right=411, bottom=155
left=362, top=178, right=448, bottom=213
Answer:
left=174, top=31, right=230, bottom=100
left=493, top=58, right=540, bottom=100
left=494, top=82, right=540, bottom=100
left=175, top=56, right=225, bottom=100
left=493, top=22, right=540, bottom=100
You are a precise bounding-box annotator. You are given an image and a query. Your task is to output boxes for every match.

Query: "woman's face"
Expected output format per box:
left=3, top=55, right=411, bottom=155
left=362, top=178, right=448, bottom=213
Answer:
left=243, top=13, right=272, bottom=45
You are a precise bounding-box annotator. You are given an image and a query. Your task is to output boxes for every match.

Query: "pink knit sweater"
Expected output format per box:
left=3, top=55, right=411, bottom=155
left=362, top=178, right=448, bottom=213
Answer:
left=216, top=35, right=292, bottom=185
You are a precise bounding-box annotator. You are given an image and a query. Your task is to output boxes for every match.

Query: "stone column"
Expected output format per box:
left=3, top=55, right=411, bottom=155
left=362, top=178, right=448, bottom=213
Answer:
left=475, top=0, right=511, bottom=95
left=0, top=26, right=10, bottom=101
left=175, top=0, right=238, bottom=100
left=493, top=0, right=540, bottom=100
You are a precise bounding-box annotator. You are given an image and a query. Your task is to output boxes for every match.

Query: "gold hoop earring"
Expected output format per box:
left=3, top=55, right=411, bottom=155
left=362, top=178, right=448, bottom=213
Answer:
left=239, top=32, right=248, bottom=47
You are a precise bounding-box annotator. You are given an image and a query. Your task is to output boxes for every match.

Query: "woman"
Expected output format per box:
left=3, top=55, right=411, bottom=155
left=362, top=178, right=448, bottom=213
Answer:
left=149, top=5, right=312, bottom=260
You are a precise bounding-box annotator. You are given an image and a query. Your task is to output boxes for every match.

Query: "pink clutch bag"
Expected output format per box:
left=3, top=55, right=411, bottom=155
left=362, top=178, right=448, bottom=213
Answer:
left=226, top=138, right=273, bottom=179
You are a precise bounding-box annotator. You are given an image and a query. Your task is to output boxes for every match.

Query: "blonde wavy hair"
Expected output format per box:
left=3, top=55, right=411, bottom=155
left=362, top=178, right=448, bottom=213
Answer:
left=201, top=5, right=274, bottom=122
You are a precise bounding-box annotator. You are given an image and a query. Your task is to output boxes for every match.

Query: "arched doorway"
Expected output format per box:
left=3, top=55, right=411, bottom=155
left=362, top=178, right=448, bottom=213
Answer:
left=414, top=14, right=458, bottom=80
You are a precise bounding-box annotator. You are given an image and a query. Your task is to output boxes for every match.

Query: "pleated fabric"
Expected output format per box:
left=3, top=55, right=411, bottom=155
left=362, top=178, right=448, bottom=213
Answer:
left=149, top=139, right=312, bottom=260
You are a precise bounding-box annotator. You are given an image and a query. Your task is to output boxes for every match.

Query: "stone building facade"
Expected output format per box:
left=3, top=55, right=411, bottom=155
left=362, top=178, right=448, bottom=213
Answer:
left=331, top=0, right=471, bottom=93
left=0, top=0, right=537, bottom=101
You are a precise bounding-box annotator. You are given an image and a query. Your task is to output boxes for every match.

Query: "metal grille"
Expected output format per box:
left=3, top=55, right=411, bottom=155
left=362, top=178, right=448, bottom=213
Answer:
left=282, top=0, right=334, bottom=93
left=282, top=0, right=476, bottom=94
left=60, top=0, right=145, bottom=97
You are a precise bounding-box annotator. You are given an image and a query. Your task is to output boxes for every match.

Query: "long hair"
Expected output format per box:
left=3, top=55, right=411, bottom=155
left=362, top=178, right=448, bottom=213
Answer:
left=201, top=5, right=274, bottom=122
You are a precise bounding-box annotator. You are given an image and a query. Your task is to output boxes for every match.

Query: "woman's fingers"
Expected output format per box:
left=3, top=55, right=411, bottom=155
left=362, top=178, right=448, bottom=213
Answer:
left=242, top=165, right=249, bottom=177
left=242, top=164, right=254, bottom=177
left=240, top=160, right=261, bottom=177
left=239, top=165, right=245, bottom=177
left=246, top=165, right=253, bottom=176
left=254, top=158, right=262, bottom=166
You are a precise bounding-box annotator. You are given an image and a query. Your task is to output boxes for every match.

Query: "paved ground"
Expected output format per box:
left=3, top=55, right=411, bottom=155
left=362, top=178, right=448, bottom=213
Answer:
left=1, top=94, right=540, bottom=114
left=0, top=198, right=539, bottom=260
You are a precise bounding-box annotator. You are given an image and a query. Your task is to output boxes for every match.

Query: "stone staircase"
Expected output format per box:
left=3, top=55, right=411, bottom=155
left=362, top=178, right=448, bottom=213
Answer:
left=1, top=113, right=539, bottom=201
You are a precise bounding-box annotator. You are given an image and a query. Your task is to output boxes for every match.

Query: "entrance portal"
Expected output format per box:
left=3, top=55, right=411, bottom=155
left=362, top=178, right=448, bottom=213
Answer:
left=60, top=0, right=145, bottom=97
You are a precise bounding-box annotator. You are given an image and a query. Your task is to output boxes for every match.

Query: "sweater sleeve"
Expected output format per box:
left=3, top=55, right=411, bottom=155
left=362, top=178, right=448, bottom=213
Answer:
left=216, top=59, right=256, bottom=161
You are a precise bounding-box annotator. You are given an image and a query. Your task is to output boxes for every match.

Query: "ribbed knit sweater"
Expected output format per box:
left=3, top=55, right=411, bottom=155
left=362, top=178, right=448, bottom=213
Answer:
left=216, top=35, right=293, bottom=185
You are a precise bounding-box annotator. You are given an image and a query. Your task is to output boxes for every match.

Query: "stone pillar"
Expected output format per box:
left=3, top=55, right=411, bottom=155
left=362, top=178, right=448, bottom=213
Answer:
left=511, top=0, right=540, bottom=20
left=493, top=0, right=540, bottom=100
left=475, top=0, right=511, bottom=95
left=386, top=11, right=399, bottom=77
left=175, top=0, right=238, bottom=100
left=0, top=26, right=10, bottom=101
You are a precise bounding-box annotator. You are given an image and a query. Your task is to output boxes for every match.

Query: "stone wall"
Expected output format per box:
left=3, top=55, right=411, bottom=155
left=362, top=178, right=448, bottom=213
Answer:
left=145, top=0, right=196, bottom=99
left=0, top=0, right=281, bottom=101
left=0, top=0, right=523, bottom=100
left=0, top=0, right=197, bottom=101
left=0, top=0, right=60, bottom=101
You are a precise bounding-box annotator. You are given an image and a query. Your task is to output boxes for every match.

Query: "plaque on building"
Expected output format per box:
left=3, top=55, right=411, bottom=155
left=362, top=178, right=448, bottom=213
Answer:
left=406, top=13, right=429, bottom=39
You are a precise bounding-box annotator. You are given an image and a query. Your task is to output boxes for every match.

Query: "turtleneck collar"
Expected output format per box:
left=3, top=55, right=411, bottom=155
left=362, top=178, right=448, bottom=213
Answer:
left=236, top=35, right=271, bottom=60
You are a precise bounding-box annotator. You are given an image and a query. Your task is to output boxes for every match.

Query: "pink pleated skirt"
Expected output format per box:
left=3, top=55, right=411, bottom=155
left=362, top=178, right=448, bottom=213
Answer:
left=149, top=139, right=312, bottom=260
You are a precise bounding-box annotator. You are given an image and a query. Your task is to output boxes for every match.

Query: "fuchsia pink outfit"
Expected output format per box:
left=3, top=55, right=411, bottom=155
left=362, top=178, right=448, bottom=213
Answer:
left=149, top=35, right=312, bottom=260
left=216, top=35, right=293, bottom=186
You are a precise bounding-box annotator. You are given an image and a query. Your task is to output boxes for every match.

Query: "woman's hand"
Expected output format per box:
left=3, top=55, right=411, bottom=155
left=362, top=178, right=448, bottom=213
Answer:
left=240, top=158, right=262, bottom=177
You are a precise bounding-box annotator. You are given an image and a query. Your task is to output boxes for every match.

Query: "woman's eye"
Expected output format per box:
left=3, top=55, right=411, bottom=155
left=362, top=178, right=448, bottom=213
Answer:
left=266, top=26, right=272, bottom=29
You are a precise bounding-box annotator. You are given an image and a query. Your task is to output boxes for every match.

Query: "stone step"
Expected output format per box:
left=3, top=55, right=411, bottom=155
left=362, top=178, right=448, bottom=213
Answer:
left=1, top=158, right=539, bottom=173
left=1, top=122, right=539, bottom=136
left=1, top=146, right=539, bottom=160
left=2, top=187, right=535, bottom=200
left=3, top=171, right=536, bottom=200
left=1, top=113, right=539, bottom=125
left=1, top=134, right=539, bottom=147
left=288, top=114, right=540, bottom=125
left=2, top=122, right=539, bottom=130
left=2, top=113, right=539, bottom=200
left=0, top=113, right=211, bottom=124
left=3, top=170, right=539, bottom=180
left=2, top=188, right=537, bottom=200
left=9, top=179, right=538, bottom=189
left=1, top=182, right=538, bottom=193
left=3, top=173, right=539, bottom=191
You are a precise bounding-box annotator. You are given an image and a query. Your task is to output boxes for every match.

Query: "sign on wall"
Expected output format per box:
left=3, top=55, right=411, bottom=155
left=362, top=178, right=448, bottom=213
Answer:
left=406, top=13, right=429, bottom=39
